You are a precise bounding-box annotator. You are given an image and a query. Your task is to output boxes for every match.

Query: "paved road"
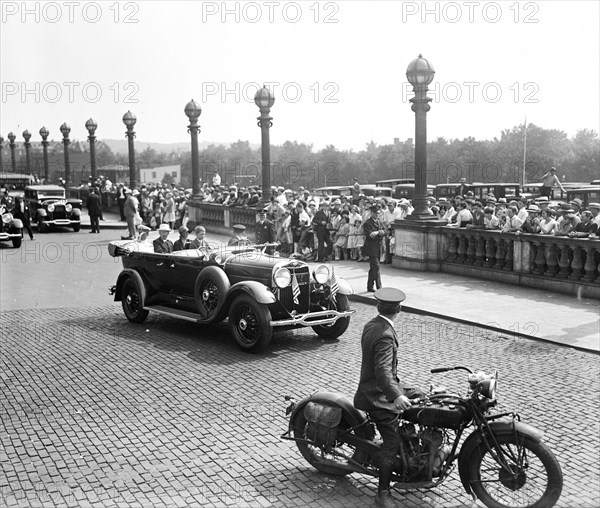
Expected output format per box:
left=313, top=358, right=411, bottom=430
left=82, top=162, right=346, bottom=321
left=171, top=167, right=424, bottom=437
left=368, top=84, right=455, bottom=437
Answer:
left=1, top=232, right=599, bottom=507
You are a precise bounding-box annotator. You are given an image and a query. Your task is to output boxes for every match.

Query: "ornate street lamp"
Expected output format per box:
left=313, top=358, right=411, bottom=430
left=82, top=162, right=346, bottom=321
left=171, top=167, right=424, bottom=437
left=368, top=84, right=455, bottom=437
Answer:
left=184, top=99, right=202, bottom=197
left=254, top=85, right=275, bottom=207
left=23, top=130, right=32, bottom=174
left=60, top=122, right=71, bottom=186
left=85, top=118, right=98, bottom=181
left=8, top=131, right=17, bottom=172
left=123, top=111, right=137, bottom=189
left=406, top=54, right=435, bottom=219
left=39, top=126, right=50, bottom=182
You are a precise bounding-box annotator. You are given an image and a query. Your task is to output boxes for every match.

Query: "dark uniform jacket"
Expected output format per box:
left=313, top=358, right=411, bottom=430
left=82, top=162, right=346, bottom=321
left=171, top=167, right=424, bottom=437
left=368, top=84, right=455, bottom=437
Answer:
left=311, top=209, right=330, bottom=232
left=354, top=315, right=404, bottom=413
left=86, top=193, right=103, bottom=217
left=153, top=238, right=174, bottom=254
left=255, top=219, right=276, bottom=244
left=362, top=216, right=384, bottom=258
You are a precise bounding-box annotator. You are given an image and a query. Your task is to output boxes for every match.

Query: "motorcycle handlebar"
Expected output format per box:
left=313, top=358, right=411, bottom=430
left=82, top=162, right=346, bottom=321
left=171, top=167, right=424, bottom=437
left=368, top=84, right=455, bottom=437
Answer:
left=430, top=366, right=474, bottom=374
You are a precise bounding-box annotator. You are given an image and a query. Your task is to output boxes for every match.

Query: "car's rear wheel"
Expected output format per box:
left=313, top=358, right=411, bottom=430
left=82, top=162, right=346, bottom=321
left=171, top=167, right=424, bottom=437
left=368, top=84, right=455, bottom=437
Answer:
left=229, top=295, right=272, bottom=353
left=121, top=278, right=149, bottom=323
left=72, top=224, right=80, bottom=232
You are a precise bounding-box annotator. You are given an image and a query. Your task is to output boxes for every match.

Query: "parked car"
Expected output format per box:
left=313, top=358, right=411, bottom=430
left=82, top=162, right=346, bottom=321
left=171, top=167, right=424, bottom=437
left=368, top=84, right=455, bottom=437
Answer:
left=375, top=178, right=415, bottom=187
left=312, top=186, right=352, bottom=199
left=435, top=183, right=520, bottom=201
left=0, top=203, right=23, bottom=248
left=108, top=240, right=355, bottom=353
left=361, top=185, right=394, bottom=198
left=25, top=185, right=82, bottom=232
left=566, top=185, right=600, bottom=207
left=393, top=183, right=435, bottom=200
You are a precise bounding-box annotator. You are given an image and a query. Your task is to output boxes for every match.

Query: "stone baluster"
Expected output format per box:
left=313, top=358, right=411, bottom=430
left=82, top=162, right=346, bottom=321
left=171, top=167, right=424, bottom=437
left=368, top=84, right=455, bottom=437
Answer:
left=545, top=242, right=559, bottom=276
left=466, top=234, right=476, bottom=265
left=582, top=245, right=598, bottom=282
left=557, top=245, right=571, bottom=278
left=474, top=235, right=485, bottom=266
left=503, top=238, right=514, bottom=271
left=483, top=237, right=495, bottom=267
left=532, top=241, right=546, bottom=275
left=446, top=232, right=458, bottom=262
left=493, top=238, right=505, bottom=269
left=457, top=233, right=467, bottom=264
left=569, top=246, right=584, bottom=280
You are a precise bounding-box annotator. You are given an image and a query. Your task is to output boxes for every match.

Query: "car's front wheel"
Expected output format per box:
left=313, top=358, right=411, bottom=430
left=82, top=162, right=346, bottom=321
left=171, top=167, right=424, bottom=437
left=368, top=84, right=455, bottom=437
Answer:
left=121, top=278, right=149, bottom=323
left=12, top=233, right=22, bottom=248
left=228, top=295, right=272, bottom=353
left=311, top=294, right=350, bottom=340
left=72, top=224, right=80, bottom=232
left=38, top=219, right=48, bottom=233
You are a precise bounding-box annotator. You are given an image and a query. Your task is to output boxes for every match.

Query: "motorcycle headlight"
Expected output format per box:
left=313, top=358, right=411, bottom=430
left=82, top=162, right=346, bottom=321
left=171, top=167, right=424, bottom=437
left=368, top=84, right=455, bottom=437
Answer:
left=274, top=267, right=292, bottom=288
left=313, top=265, right=330, bottom=284
left=48, top=204, right=55, bottom=212
left=65, top=204, right=73, bottom=212
left=477, top=371, right=498, bottom=399
left=2, top=213, right=13, bottom=224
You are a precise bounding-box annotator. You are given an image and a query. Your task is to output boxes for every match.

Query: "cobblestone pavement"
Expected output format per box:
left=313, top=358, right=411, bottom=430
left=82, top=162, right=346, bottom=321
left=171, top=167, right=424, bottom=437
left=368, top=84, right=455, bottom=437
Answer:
left=1, top=304, right=599, bottom=508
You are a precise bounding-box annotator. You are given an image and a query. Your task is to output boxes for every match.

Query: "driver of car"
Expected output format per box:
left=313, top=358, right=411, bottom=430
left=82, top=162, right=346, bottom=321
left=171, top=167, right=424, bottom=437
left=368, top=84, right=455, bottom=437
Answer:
left=354, top=288, right=426, bottom=508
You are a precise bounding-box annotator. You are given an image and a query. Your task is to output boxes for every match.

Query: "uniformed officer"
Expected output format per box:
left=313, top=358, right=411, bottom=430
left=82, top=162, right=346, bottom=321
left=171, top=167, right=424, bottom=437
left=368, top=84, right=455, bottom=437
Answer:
left=255, top=208, right=277, bottom=255
left=228, top=224, right=249, bottom=247
left=354, top=288, right=426, bottom=508
left=363, top=204, right=386, bottom=292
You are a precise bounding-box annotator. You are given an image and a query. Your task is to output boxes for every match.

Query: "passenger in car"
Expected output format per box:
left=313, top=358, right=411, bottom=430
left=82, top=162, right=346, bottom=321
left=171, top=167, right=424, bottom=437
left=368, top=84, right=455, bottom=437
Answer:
left=173, top=226, right=191, bottom=251
left=153, top=223, right=174, bottom=253
left=189, top=226, right=212, bottom=250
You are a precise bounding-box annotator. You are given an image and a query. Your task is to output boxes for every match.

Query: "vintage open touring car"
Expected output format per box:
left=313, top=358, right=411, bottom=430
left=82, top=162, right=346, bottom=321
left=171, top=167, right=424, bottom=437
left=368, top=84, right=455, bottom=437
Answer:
left=108, top=239, right=355, bottom=353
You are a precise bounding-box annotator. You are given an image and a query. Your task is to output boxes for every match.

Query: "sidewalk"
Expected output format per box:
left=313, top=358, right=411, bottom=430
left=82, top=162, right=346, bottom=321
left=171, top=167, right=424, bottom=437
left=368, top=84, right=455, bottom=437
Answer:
left=77, top=209, right=599, bottom=353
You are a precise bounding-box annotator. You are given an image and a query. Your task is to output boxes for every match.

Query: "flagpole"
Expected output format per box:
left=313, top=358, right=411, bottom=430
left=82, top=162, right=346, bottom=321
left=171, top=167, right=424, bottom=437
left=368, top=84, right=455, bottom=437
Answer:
left=522, top=116, right=527, bottom=186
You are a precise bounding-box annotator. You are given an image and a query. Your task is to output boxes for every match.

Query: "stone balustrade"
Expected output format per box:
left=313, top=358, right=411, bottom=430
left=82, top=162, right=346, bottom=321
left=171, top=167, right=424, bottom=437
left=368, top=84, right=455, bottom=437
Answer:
left=186, top=201, right=258, bottom=237
left=439, top=227, right=599, bottom=298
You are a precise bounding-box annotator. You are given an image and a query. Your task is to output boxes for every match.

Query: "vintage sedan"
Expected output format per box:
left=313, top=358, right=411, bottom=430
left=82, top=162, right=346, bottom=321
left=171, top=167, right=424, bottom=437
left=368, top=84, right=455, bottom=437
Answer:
left=0, top=203, right=23, bottom=248
left=25, top=185, right=82, bottom=232
left=108, top=239, right=355, bottom=353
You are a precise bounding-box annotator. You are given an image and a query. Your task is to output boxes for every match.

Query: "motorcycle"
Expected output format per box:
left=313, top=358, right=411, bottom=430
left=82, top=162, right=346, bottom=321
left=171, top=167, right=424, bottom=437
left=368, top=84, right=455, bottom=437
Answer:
left=282, top=366, right=563, bottom=508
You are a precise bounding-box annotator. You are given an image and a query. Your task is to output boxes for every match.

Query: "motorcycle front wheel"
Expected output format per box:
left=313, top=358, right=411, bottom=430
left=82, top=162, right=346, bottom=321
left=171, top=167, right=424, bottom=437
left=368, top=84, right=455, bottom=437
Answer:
left=293, top=410, right=371, bottom=476
left=467, top=434, right=562, bottom=508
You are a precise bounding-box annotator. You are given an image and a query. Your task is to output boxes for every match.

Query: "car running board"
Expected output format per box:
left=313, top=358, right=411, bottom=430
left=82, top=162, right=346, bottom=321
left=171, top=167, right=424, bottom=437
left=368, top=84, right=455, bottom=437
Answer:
left=143, top=305, right=207, bottom=323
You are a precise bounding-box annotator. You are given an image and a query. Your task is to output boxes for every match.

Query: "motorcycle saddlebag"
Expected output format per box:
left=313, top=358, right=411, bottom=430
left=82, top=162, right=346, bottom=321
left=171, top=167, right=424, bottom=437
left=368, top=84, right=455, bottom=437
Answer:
left=402, top=398, right=468, bottom=430
left=304, top=402, right=343, bottom=446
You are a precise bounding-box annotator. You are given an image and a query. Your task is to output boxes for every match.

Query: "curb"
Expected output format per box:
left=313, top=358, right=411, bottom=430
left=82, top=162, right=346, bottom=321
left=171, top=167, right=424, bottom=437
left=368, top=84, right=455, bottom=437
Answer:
left=347, top=293, right=598, bottom=355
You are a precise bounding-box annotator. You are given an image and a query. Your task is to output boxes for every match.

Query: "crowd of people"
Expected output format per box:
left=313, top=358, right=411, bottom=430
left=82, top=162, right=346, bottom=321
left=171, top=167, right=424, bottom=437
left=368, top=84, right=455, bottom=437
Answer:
left=82, top=175, right=600, bottom=259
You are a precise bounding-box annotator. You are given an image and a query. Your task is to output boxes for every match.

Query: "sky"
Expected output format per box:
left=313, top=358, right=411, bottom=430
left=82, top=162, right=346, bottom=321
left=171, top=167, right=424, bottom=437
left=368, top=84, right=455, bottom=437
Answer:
left=1, top=0, right=599, bottom=151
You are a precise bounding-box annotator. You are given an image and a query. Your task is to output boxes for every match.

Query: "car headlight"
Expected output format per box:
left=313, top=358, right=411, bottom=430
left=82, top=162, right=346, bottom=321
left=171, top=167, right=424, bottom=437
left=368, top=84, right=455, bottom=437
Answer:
left=209, top=252, right=224, bottom=263
left=274, top=267, right=292, bottom=288
left=48, top=204, right=55, bottom=212
left=2, top=213, right=13, bottom=224
left=313, top=265, right=330, bottom=284
left=65, top=204, right=73, bottom=212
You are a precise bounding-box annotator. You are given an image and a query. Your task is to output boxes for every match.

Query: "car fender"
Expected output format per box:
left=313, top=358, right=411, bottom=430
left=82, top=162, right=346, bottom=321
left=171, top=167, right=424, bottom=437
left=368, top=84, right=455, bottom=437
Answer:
left=37, top=209, right=47, bottom=218
left=71, top=207, right=81, bottom=217
left=336, top=277, right=353, bottom=295
left=114, top=269, right=148, bottom=304
left=11, top=218, right=23, bottom=229
left=457, top=420, right=543, bottom=494
left=226, top=281, right=276, bottom=305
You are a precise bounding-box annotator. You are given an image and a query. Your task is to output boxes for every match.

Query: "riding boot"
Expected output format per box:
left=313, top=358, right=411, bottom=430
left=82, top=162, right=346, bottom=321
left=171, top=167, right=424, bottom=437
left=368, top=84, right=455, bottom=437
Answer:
left=375, top=460, right=400, bottom=508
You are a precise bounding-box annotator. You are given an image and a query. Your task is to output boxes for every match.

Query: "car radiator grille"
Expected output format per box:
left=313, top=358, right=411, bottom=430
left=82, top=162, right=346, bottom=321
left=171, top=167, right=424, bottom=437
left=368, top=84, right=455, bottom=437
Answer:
left=277, top=266, right=310, bottom=314
left=50, top=206, right=67, bottom=219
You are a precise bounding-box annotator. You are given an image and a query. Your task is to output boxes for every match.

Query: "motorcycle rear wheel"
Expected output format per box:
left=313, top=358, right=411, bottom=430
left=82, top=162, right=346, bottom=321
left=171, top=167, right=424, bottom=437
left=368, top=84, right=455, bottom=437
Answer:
left=293, top=410, right=371, bottom=476
left=467, top=434, right=562, bottom=508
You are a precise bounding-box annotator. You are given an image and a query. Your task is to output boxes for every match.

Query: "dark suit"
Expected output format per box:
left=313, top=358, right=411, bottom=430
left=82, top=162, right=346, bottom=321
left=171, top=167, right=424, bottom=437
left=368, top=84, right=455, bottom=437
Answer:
left=173, top=238, right=190, bottom=251
left=255, top=219, right=276, bottom=255
left=362, top=216, right=384, bottom=291
left=12, top=199, right=33, bottom=240
left=153, top=238, right=174, bottom=254
left=455, top=184, right=470, bottom=197
left=312, top=209, right=333, bottom=261
left=86, top=192, right=103, bottom=233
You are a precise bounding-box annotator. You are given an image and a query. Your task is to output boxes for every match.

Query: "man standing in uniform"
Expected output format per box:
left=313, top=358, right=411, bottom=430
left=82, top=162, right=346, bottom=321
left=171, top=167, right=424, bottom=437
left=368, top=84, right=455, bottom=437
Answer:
left=121, top=189, right=138, bottom=240
left=312, top=201, right=333, bottom=262
left=86, top=187, right=103, bottom=234
left=255, top=208, right=277, bottom=255
left=354, top=288, right=425, bottom=508
left=227, top=224, right=249, bottom=246
left=363, top=204, right=386, bottom=292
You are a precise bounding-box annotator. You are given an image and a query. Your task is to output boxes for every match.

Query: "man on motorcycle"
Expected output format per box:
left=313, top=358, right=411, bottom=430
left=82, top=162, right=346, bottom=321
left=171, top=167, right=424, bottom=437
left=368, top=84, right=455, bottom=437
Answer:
left=354, top=288, right=425, bottom=508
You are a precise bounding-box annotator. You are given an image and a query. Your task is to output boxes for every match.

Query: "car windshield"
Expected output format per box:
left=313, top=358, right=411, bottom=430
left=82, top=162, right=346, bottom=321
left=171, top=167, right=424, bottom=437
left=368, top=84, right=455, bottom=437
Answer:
left=38, top=191, right=66, bottom=199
